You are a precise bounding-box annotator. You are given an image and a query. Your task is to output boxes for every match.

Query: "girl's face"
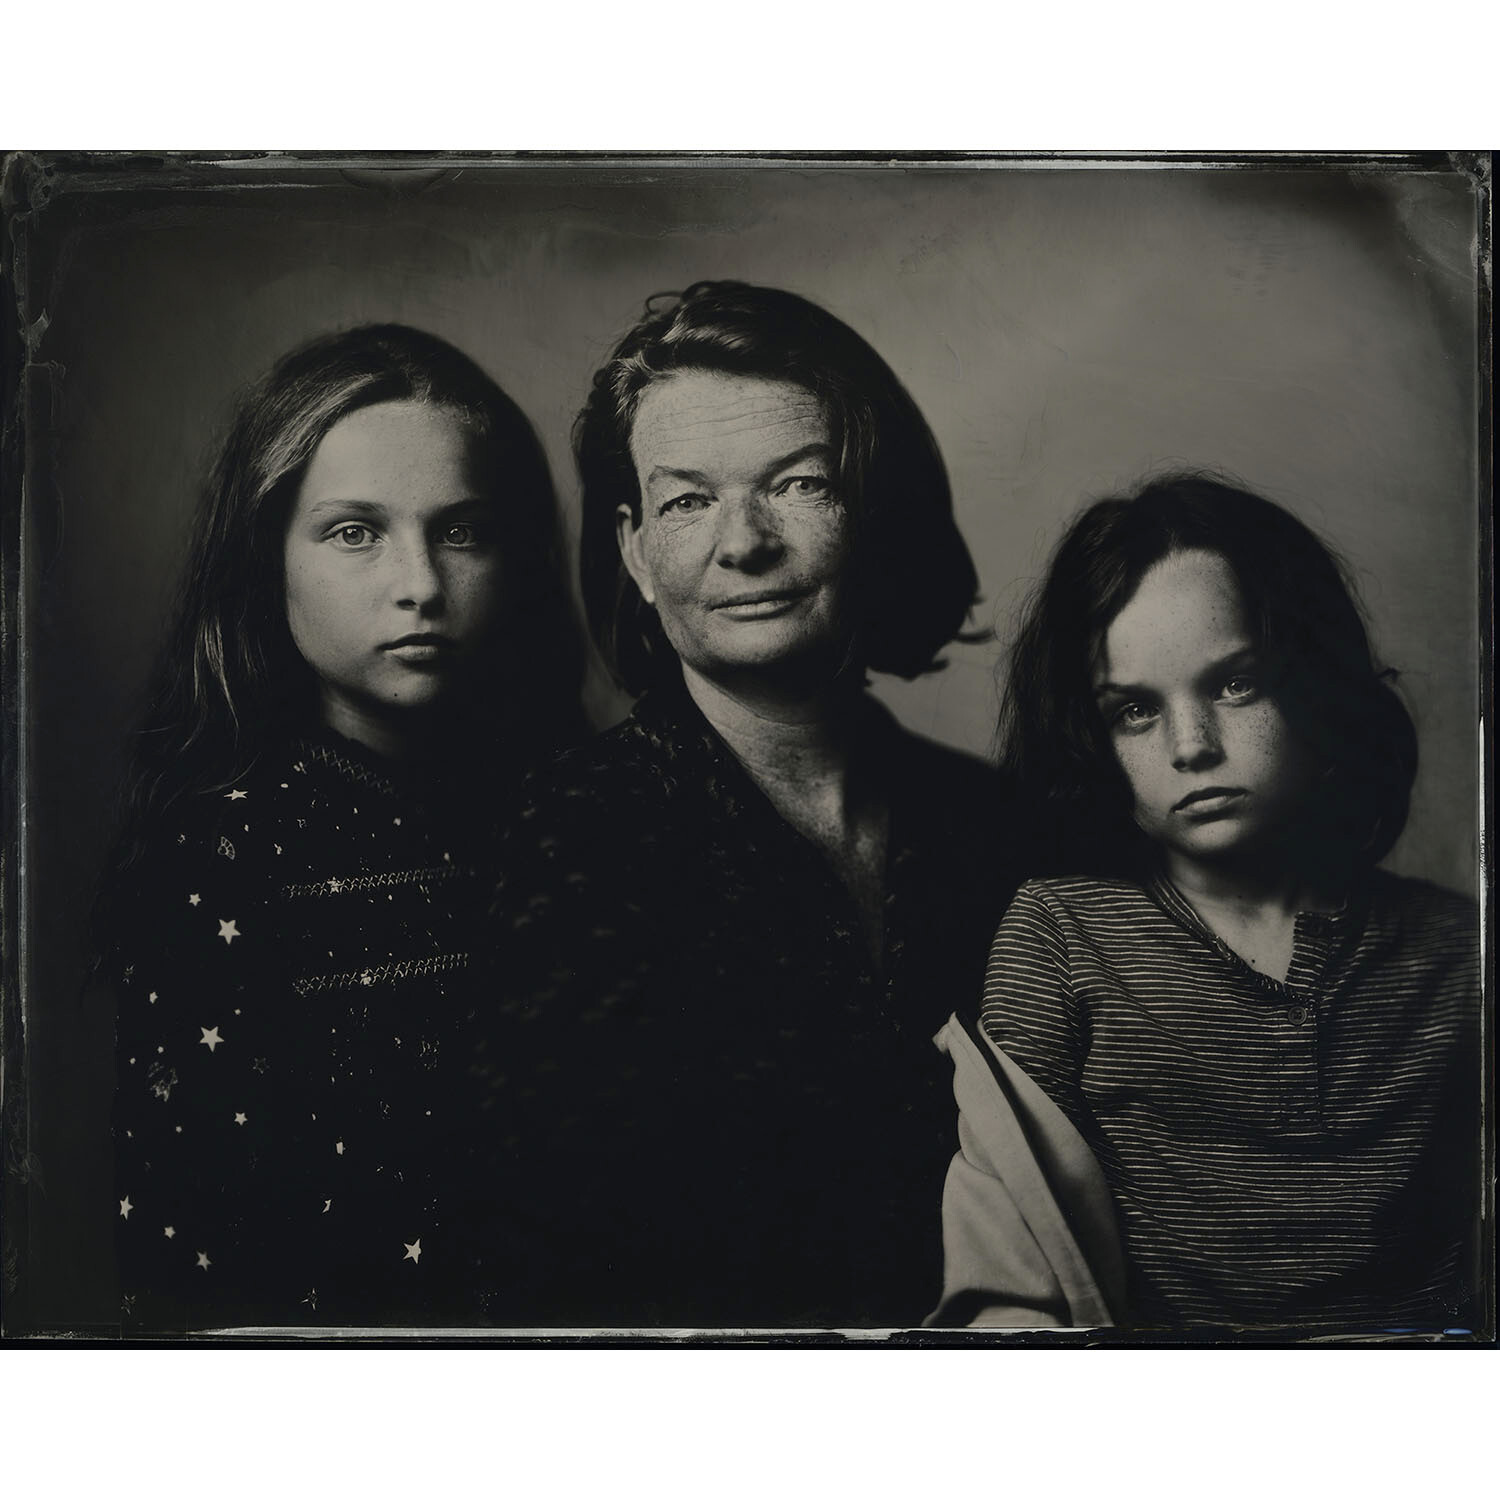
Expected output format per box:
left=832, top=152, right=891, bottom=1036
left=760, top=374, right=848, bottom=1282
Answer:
left=1092, top=548, right=1317, bottom=878
left=284, top=400, right=503, bottom=746
left=617, top=371, right=854, bottom=686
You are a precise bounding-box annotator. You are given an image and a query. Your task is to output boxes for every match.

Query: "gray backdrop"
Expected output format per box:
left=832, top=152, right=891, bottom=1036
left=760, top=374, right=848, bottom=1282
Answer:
left=13, top=160, right=1483, bottom=1329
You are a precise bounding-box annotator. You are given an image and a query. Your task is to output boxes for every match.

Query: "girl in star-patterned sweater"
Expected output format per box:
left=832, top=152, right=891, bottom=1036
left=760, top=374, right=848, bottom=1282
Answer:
left=98, top=325, right=583, bottom=1332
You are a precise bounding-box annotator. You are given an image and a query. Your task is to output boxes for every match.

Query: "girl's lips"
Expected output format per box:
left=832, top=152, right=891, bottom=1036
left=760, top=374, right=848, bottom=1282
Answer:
left=382, top=636, right=453, bottom=663
left=1174, top=788, right=1247, bottom=816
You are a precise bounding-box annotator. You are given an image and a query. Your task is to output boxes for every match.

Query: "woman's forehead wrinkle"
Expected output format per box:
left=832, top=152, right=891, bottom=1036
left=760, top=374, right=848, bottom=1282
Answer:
left=633, top=382, right=825, bottom=453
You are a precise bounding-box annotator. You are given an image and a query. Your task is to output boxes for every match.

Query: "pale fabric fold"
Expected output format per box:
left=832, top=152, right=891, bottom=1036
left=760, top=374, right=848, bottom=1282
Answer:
left=927, top=1013, right=1127, bottom=1329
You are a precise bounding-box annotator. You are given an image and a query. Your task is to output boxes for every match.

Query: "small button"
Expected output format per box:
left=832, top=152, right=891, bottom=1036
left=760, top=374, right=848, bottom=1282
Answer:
left=1286, top=1005, right=1312, bottom=1026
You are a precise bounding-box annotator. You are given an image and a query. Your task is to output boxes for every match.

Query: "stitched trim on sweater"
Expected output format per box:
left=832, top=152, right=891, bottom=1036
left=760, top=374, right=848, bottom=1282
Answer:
left=292, top=952, right=470, bottom=996
left=281, top=864, right=471, bottom=900
left=297, top=741, right=403, bottom=799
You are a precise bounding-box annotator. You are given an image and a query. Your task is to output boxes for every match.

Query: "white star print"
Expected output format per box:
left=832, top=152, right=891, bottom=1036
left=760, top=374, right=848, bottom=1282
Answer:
left=233, top=1112, right=247, bottom=1126
left=322, top=1199, right=332, bottom=1213
left=119, top=1196, right=133, bottom=1219
left=188, top=893, right=201, bottom=906
left=199, top=1026, right=223, bottom=1052
left=196, top=1251, right=211, bottom=1271
left=335, top=1140, right=345, bottom=1155
left=302, top=1288, right=318, bottom=1311
left=148, top=991, right=158, bottom=1003
left=225, top=789, right=248, bottom=801
left=403, top=1239, right=422, bottom=1265
left=163, top=1226, right=175, bottom=1238
left=217, top=918, right=241, bottom=945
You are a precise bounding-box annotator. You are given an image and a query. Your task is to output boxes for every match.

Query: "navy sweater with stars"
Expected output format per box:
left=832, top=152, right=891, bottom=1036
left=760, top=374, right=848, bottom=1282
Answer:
left=109, top=730, right=502, bottom=1330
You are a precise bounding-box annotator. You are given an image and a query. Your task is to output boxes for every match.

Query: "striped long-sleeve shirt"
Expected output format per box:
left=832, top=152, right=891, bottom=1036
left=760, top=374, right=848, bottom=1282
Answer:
left=978, top=872, right=1480, bottom=1331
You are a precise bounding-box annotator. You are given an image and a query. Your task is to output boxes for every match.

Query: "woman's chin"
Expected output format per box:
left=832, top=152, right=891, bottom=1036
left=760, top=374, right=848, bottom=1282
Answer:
left=692, top=636, right=855, bottom=687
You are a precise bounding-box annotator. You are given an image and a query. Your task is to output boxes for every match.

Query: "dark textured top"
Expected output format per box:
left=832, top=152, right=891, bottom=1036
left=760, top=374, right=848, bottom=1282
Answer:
left=474, top=680, right=1019, bottom=1328
left=979, top=873, right=1481, bottom=1331
left=110, top=731, right=503, bottom=1330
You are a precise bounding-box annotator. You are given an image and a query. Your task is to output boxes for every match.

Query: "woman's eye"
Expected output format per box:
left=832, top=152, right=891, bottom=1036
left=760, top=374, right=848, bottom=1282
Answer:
left=331, top=524, right=375, bottom=548
left=441, top=522, right=481, bottom=547
left=776, top=475, right=831, bottom=499
left=661, top=494, right=710, bottom=515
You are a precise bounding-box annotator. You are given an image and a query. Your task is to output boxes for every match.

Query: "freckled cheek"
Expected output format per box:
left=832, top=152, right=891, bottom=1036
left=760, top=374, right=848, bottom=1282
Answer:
left=641, top=531, right=704, bottom=605
left=448, top=559, right=506, bottom=636
left=803, top=510, right=850, bottom=569
left=1227, top=707, right=1290, bottom=779
left=283, top=564, right=322, bottom=637
left=1111, top=742, right=1163, bottom=819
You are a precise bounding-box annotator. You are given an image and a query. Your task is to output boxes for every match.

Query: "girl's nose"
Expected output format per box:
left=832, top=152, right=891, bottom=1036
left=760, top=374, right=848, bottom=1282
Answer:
left=392, top=542, right=445, bottom=612
left=1169, top=704, right=1224, bottom=771
left=715, top=492, right=784, bottom=571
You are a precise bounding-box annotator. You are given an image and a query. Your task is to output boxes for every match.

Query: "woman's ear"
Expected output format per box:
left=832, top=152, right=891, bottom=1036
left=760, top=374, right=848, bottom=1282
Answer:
left=616, top=504, right=655, bottom=606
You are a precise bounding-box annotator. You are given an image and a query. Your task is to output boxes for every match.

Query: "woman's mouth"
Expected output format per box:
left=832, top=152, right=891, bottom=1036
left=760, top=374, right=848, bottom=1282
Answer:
left=710, top=588, right=811, bottom=618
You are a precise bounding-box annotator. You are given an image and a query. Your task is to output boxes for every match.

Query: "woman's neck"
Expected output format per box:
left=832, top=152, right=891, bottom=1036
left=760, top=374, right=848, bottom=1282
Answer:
left=680, top=661, right=862, bottom=794
left=681, top=662, right=890, bottom=965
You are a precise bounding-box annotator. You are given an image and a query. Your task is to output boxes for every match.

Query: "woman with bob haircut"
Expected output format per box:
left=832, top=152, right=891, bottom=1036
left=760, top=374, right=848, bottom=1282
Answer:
left=473, top=281, right=1020, bottom=1329
left=100, top=323, right=583, bottom=1330
left=931, top=474, right=1478, bottom=1329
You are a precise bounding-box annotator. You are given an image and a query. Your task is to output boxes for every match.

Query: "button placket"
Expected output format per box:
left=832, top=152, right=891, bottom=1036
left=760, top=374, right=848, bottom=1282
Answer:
left=1276, top=991, right=1322, bottom=1132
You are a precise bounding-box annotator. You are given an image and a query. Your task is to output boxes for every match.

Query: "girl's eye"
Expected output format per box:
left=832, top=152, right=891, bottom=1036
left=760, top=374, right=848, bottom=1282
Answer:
left=331, top=524, right=375, bottom=548
left=775, top=475, right=831, bottom=500
left=661, top=494, right=711, bottom=515
left=441, top=522, right=481, bottom=547
left=1221, top=676, right=1259, bottom=701
left=1112, top=701, right=1158, bottom=732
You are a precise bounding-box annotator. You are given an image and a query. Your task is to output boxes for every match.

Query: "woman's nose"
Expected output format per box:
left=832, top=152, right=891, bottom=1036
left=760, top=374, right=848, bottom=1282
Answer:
left=714, top=492, right=784, bottom=570
left=1169, top=704, right=1224, bottom=771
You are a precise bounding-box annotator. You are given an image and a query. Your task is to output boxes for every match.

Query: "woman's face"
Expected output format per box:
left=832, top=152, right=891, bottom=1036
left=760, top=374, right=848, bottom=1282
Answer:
left=617, top=371, right=854, bottom=685
left=283, top=399, right=504, bottom=742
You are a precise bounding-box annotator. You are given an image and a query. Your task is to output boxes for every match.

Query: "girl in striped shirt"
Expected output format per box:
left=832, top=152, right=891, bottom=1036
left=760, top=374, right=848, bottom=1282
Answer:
left=936, top=474, right=1480, bottom=1332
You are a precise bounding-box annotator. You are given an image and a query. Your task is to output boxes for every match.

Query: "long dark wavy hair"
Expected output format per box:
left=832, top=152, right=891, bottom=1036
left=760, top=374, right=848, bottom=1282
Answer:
left=575, top=280, right=984, bottom=694
left=97, top=324, right=584, bottom=939
left=1001, top=472, right=1419, bottom=882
